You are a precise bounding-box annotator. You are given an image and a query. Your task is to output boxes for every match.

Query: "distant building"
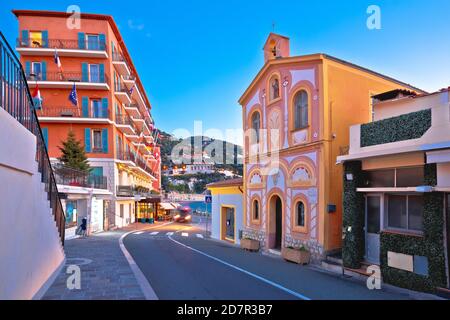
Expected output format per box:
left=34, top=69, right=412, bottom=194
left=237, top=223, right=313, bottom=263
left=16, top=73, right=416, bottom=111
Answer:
left=207, top=178, right=243, bottom=244
left=184, top=163, right=214, bottom=174
left=337, top=88, right=450, bottom=292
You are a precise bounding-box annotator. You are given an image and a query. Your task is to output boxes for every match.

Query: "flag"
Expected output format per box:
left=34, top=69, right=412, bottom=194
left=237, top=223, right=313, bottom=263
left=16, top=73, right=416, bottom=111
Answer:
left=32, top=82, right=42, bottom=108
left=54, top=49, right=62, bottom=70
left=68, top=83, right=78, bottom=106
left=128, top=84, right=135, bottom=95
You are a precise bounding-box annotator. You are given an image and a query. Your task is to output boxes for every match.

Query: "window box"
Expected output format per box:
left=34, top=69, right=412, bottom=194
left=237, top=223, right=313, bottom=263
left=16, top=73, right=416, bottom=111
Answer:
left=282, top=246, right=311, bottom=265
left=240, top=238, right=260, bottom=252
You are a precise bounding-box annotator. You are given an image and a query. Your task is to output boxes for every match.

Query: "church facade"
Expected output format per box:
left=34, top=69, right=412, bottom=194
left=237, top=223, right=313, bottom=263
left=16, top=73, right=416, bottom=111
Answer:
left=238, top=33, right=424, bottom=262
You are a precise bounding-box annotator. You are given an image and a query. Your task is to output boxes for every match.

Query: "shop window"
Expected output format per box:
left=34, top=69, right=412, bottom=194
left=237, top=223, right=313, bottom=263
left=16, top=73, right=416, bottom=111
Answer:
left=396, top=167, right=424, bottom=187
left=366, top=169, right=395, bottom=187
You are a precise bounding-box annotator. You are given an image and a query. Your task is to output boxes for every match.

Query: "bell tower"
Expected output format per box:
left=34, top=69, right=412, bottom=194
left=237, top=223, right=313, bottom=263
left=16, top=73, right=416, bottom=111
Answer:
left=263, top=33, right=290, bottom=63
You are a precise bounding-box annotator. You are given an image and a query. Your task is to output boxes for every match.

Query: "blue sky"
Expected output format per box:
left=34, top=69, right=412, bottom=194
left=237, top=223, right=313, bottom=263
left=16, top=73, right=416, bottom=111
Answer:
left=1, top=0, right=449, bottom=145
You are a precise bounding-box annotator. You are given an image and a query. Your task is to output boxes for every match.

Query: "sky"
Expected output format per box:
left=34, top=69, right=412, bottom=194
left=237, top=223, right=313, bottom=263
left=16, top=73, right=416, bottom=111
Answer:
left=1, top=0, right=449, bottom=145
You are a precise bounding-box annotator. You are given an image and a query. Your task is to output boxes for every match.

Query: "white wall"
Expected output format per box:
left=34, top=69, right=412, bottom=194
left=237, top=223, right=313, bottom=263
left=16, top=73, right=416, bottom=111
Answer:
left=211, top=193, right=243, bottom=244
left=0, top=108, right=65, bottom=299
left=115, top=200, right=135, bottom=228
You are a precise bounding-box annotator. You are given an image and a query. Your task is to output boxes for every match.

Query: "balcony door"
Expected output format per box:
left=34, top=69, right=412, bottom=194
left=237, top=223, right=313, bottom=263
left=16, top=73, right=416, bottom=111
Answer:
left=92, top=99, right=102, bottom=118
left=86, top=34, right=100, bottom=50
left=89, top=64, right=100, bottom=83
left=365, top=195, right=382, bottom=265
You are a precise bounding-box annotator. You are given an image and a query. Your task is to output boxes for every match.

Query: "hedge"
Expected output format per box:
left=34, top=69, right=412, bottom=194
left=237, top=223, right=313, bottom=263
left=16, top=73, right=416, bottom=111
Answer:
left=360, top=109, right=431, bottom=147
left=342, top=161, right=365, bottom=269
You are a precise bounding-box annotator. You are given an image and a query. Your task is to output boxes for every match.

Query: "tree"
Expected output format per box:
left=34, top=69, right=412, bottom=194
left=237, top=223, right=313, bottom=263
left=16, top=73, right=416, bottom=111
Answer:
left=58, top=131, right=91, bottom=172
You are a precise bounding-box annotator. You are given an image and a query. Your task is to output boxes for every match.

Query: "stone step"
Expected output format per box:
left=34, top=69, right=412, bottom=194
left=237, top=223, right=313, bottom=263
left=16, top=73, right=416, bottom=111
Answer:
left=326, top=255, right=343, bottom=265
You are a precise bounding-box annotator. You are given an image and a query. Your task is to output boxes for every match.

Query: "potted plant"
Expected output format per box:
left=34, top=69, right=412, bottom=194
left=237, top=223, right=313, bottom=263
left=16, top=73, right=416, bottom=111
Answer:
left=282, top=245, right=311, bottom=265
left=240, top=237, right=260, bottom=252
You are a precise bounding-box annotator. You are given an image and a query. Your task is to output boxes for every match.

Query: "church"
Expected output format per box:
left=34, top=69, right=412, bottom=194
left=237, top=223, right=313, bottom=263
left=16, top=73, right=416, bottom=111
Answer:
left=238, top=33, right=423, bottom=262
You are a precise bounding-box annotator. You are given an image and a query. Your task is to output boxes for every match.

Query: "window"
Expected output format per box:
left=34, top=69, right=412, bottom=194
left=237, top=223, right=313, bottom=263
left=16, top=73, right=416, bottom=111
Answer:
left=295, top=201, right=305, bottom=227
left=30, top=31, right=43, bottom=47
left=86, top=34, right=100, bottom=50
left=89, top=64, right=100, bottom=83
left=270, top=77, right=280, bottom=100
left=252, top=199, right=259, bottom=221
left=251, top=112, right=261, bottom=144
left=65, top=201, right=77, bottom=228
left=294, top=90, right=308, bottom=130
left=386, top=195, right=423, bottom=232
left=32, top=62, right=42, bottom=80
left=92, top=130, right=102, bottom=152
left=120, top=204, right=124, bottom=218
left=91, top=99, right=101, bottom=118
left=366, top=167, right=424, bottom=188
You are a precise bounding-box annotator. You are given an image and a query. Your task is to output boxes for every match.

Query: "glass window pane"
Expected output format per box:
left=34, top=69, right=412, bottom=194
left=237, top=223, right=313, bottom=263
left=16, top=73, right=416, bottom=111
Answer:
left=396, top=167, right=424, bottom=187
left=388, top=195, right=407, bottom=229
left=253, top=200, right=259, bottom=220
left=92, top=100, right=101, bottom=118
left=87, top=35, right=99, bottom=50
left=89, top=64, right=100, bottom=82
left=367, top=169, right=395, bottom=187
left=296, top=202, right=305, bottom=227
left=408, top=195, right=423, bottom=231
left=367, top=196, right=380, bottom=233
left=93, top=131, right=102, bottom=148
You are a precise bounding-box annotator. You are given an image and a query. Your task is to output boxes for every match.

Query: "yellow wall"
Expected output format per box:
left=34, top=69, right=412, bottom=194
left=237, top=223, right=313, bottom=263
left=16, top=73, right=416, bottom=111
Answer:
left=322, top=59, right=419, bottom=250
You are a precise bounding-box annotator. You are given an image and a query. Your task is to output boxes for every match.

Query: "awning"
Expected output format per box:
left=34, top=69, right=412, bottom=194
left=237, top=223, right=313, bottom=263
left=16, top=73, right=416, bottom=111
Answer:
left=160, top=202, right=176, bottom=210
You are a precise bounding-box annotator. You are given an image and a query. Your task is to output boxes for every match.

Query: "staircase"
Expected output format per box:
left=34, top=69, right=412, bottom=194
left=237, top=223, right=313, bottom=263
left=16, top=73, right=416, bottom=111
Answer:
left=0, top=31, right=65, bottom=244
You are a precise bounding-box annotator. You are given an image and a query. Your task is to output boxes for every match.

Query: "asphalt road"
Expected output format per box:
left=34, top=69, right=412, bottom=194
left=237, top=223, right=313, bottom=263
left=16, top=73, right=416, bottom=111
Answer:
left=123, top=221, right=412, bottom=300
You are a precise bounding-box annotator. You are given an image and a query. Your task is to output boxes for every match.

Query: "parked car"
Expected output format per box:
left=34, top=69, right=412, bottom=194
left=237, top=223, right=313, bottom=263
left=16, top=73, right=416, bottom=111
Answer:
left=173, top=207, right=192, bottom=223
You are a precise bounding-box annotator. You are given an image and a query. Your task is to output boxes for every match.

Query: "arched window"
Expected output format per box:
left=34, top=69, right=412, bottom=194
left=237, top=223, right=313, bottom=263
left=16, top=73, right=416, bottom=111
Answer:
left=270, top=77, right=280, bottom=100
left=296, top=201, right=305, bottom=227
left=294, top=90, right=308, bottom=130
left=253, top=199, right=260, bottom=220
left=251, top=112, right=261, bottom=143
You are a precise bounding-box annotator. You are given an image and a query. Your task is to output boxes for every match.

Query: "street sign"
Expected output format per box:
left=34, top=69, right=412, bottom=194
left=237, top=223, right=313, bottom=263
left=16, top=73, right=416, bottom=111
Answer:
left=205, top=195, right=212, bottom=204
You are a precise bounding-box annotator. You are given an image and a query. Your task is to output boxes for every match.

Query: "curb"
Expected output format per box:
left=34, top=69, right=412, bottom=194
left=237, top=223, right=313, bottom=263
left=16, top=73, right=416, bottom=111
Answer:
left=118, top=222, right=172, bottom=300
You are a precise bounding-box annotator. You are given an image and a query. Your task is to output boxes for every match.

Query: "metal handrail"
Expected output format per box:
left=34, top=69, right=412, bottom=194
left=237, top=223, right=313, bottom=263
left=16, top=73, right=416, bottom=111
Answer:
left=26, top=71, right=110, bottom=84
left=0, top=32, right=66, bottom=245
left=16, top=37, right=108, bottom=51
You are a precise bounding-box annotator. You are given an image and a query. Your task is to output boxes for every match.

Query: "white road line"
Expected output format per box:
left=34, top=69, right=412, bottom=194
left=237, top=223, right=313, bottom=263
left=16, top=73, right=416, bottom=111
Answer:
left=181, top=232, right=189, bottom=237
left=196, top=234, right=204, bottom=239
left=166, top=232, right=174, bottom=236
left=168, top=235, right=311, bottom=301
left=134, top=231, right=144, bottom=235
left=119, top=222, right=174, bottom=300
left=149, top=232, right=159, bottom=236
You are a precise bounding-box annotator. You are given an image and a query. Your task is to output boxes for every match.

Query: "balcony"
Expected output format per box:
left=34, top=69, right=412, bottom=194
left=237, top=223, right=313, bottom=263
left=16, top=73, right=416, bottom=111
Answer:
left=121, top=74, right=136, bottom=89
left=116, top=185, right=154, bottom=197
left=124, top=103, right=141, bottom=118
left=115, top=113, right=136, bottom=135
left=37, top=106, right=111, bottom=124
left=16, top=38, right=108, bottom=58
left=54, top=164, right=108, bottom=190
left=117, top=150, right=156, bottom=180
left=114, top=86, right=132, bottom=104
left=112, top=52, right=130, bottom=76
left=26, top=71, right=110, bottom=90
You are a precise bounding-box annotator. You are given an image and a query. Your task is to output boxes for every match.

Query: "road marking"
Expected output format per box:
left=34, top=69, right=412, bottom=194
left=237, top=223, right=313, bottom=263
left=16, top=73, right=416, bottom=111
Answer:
left=196, top=234, right=204, bottom=238
left=149, top=232, right=159, bottom=236
left=181, top=233, right=189, bottom=237
left=134, top=231, right=144, bottom=235
left=119, top=222, right=174, bottom=300
left=168, top=235, right=311, bottom=301
left=166, top=232, right=174, bottom=236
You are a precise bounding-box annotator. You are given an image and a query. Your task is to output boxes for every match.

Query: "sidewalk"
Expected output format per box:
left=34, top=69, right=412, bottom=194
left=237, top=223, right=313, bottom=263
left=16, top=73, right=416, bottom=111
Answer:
left=43, top=223, right=163, bottom=300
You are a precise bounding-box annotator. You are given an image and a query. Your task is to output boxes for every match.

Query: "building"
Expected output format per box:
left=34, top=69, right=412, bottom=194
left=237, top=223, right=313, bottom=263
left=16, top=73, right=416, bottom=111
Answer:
left=184, top=162, right=215, bottom=175
left=207, top=178, right=243, bottom=244
left=337, top=88, right=450, bottom=293
left=13, top=10, right=161, bottom=233
left=238, top=33, right=425, bottom=262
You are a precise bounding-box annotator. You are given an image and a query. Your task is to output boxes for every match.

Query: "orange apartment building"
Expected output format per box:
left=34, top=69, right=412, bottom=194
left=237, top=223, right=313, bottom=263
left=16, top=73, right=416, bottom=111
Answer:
left=13, top=10, right=161, bottom=233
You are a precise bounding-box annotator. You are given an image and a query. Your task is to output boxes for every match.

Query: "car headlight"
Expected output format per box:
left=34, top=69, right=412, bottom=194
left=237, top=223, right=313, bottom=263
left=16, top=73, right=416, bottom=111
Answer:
left=174, top=214, right=180, bottom=219
left=186, top=215, right=191, bottom=220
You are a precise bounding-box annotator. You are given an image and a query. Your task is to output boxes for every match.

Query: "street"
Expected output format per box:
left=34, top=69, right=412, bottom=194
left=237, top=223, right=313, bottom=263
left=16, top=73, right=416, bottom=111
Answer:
left=122, top=218, right=412, bottom=300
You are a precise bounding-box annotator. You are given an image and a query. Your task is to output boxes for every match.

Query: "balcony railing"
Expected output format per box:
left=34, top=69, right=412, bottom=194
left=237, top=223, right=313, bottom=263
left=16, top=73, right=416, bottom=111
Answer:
left=0, top=32, right=66, bottom=244
left=26, top=71, right=109, bottom=84
left=37, top=106, right=110, bottom=119
left=115, top=113, right=135, bottom=127
left=117, top=185, right=153, bottom=197
left=112, top=51, right=126, bottom=62
left=17, top=38, right=107, bottom=51
left=117, top=150, right=156, bottom=178
left=54, top=164, right=108, bottom=190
